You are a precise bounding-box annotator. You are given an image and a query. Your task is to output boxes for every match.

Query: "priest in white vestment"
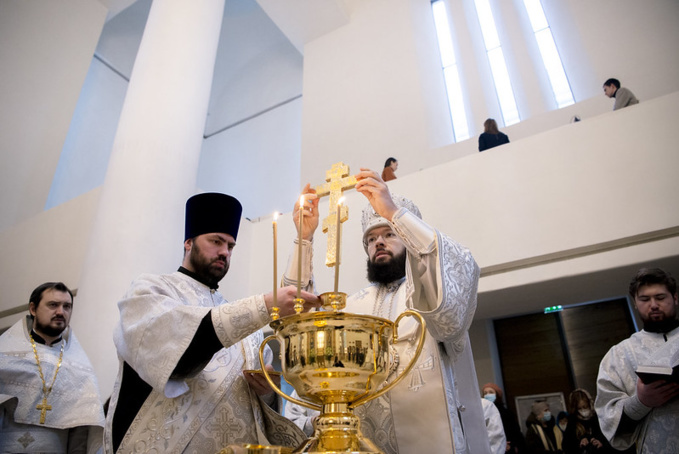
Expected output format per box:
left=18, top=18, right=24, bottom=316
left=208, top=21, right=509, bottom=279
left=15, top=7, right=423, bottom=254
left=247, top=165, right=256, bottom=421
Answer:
left=104, top=193, right=318, bottom=454
left=595, top=268, right=679, bottom=453
left=284, top=169, right=491, bottom=454
left=0, top=282, right=105, bottom=453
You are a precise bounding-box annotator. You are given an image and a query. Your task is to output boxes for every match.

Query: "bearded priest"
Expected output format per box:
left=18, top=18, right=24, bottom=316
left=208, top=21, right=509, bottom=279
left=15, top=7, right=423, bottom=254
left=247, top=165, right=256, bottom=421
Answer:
left=0, top=282, right=105, bottom=453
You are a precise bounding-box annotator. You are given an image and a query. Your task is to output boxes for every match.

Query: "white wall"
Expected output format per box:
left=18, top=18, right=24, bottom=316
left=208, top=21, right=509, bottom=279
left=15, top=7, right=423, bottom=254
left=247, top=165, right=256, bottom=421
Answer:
left=553, top=0, right=679, bottom=102
left=198, top=98, right=303, bottom=221
left=299, top=0, right=679, bottom=183
left=205, top=0, right=303, bottom=136
left=44, top=0, right=305, bottom=220
left=46, top=58, right=128, bottom=208
left=0, top=0, right=107, bottom=231
left=0, top=189, right=101, bottom=316
left=301, top=0, right=453, bottom=181
left=197, top=0, right=305, bottom=221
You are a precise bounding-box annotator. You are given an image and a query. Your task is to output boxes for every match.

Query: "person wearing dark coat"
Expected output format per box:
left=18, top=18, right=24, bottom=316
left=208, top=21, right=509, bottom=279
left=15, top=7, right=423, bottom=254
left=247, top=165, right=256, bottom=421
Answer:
left=525, top=401, right=559, bottom=454
left=562, top=389, right=612, bottom=454
left=478, top=118, right=510, bottom=152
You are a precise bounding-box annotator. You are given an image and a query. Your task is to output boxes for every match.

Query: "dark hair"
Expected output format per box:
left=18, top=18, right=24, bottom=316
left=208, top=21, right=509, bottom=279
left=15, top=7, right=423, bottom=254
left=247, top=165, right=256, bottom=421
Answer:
left=628, top=268, right=677, bottom=299
left=603, top=78, right=620, bottom=89
left=383, top=157, right=397, bottom=168
left=483, top=118, right=499, bottom=134
left=29, top=282, right=74, bottom=318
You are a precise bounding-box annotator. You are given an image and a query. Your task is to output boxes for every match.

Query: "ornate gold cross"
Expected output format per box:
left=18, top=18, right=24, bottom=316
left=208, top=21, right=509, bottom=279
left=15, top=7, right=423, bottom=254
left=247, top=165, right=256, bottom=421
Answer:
left=314, top=162, right=357, bottom=266
left=36, top=397, right=52, bottom=424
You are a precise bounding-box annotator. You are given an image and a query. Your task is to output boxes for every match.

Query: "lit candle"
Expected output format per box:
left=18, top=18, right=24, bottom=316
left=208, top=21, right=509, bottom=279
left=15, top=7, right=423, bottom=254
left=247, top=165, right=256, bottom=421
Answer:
left=334, top=197, right=344, bottom=293
left=273, top=212, right=279, bottom=309
left=297, top=195, right=304, bottom=299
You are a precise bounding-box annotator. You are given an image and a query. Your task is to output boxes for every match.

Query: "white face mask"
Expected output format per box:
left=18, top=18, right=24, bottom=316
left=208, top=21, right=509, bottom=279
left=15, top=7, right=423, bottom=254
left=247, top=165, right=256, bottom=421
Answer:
left=559, top=423, right=567, bottom=431
left=542, top=411, right=552, bottom=421
left=578, top=409, right=592, bottom=419
left=484, top=394, right=497, bottom=403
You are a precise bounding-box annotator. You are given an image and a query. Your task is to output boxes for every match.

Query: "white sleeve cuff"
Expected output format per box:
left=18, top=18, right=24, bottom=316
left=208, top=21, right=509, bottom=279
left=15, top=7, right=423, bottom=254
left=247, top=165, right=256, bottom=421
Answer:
left=283, top=239, right=314, bottom=288
left=211, top=295, right=270, bottom=348
left=623, top=394, right=652, bottom=421
left=164, top=379, right=190, bottom=398
left=390, top=208, right=436, bottom=255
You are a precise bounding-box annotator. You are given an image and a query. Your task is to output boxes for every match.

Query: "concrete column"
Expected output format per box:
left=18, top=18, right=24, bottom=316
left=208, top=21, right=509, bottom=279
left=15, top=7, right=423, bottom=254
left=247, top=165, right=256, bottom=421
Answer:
left=72, top=0, right=226, bottom=395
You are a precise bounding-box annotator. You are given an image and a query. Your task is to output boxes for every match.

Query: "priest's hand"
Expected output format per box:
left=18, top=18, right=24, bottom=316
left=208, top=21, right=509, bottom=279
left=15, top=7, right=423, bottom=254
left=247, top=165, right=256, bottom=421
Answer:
left=244, top=365, right=280, bottom=398
left=355, top=168, right=398, bottom=222
left=636, top=378, right=679, bottom=407
left=294, top=184, right=319, bottom=241
left=265, top=285, right=321, bottom=317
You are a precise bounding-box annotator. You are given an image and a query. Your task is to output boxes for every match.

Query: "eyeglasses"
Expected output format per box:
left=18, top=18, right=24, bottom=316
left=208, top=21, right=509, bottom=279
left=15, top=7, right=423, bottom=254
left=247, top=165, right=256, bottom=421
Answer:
left=365, top=231, right=398, bottom=246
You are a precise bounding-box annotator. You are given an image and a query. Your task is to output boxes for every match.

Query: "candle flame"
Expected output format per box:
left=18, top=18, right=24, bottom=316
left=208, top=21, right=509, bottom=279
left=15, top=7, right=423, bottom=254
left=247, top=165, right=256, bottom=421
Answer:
left=273, top=212, right=279, bottom=222
left=338, top=196, right=345, bottom=206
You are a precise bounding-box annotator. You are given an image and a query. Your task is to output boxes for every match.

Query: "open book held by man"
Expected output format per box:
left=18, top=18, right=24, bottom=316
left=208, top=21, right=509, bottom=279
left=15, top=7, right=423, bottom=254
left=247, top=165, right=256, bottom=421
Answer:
left=635, top=343, right=679, bottom=384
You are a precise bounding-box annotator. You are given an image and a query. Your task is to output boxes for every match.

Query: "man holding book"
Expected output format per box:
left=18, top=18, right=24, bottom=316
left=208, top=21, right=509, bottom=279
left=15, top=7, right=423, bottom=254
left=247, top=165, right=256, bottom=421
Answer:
left=595, top=268, right=679, bottom=453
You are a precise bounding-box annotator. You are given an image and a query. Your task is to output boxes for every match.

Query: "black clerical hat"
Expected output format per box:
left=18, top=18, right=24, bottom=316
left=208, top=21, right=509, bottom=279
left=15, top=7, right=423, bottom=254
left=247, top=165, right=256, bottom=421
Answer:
left=185, top=193, right=242, bottom=241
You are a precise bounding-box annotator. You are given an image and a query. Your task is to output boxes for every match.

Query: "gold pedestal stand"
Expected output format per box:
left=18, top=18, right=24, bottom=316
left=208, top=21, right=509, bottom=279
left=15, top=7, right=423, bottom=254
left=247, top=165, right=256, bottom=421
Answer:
left=259, top=292, right=426, bottom=454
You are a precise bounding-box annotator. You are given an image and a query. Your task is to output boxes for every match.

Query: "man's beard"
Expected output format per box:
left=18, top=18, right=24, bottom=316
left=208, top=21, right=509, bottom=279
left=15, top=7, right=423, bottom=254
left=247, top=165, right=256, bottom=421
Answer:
left=367, top=250, right=406, bottom=285
left=190, top=242, right=229, bottom=286
left=643, top=317, right=679, bottom=333
left=35, top=317, right=66, bottom=338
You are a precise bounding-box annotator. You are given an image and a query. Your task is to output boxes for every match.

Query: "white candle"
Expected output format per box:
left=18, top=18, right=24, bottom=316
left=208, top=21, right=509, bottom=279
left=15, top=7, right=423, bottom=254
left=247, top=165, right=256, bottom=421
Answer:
left=297, top=195, right=304, bottom=299
left=334, top=197, right=344, bottom=293
left=273, top=212, right=278, bottom=307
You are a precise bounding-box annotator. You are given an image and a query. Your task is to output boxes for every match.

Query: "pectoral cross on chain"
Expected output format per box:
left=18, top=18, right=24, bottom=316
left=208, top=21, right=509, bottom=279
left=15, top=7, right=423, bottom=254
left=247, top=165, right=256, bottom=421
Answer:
left=36, top=397, right=51, bottom=424
left=314, top=162, right=357, bottom=267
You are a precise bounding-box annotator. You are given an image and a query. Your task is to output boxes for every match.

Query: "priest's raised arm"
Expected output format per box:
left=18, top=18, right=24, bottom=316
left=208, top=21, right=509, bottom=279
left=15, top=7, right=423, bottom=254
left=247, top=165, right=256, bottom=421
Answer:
left=284, top=169, right=491, bottom=454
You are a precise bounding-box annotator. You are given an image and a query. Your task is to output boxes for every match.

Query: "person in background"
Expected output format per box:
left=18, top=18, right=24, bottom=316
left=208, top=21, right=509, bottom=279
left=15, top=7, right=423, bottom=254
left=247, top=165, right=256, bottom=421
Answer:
left=478, top=118, right=510, bottom=152
left=554, top=411, right=568, bottom=452
left=525, top=400, right=559, bottom=453
left=482, top=397, right=508, bottom=454
left=0, top=282, right=105, bottom=453
left=563, top=389, right=610, bottom=454
left=595, top=268, right=678, bottom=453
left=602, top=78, right=639, bottom=111
left=482, top=383, right=526, bottom=453
left=381, top=157, right=398, bottom=182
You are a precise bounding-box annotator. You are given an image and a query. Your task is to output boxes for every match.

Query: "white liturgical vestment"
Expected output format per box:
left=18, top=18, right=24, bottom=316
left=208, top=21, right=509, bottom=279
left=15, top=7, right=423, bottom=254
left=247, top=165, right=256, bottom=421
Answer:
left=104, top=272, right=305, bottom=454
left=481, top=398, right=507, bottom=454
left=595, top=326, right=679, bottom=453
left=284, top=208, right=490, bottom=454
left=0, top=316, right=105, bottom=453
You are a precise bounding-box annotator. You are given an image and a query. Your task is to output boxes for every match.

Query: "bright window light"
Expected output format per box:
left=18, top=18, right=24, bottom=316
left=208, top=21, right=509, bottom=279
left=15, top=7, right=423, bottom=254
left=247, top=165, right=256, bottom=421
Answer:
left=473, top=0, right=520, bottom=126
left=487, top=48, right=520, bottom=125
left=432, top=0, right=470, bottom=141
left=474, top=0, right=500, bottom=50
left=523, top=0, right=548, bottom=31
left=523, top=0, right=574, bottom=107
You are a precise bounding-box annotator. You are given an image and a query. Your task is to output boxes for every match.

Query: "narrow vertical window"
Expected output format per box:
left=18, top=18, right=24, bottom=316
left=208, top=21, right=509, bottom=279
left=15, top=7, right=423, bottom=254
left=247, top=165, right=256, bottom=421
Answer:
left=523, top=0, right=574, bottom=107
left=473, top=0, right=520, bottom=126
left=432, top=0, right=470, bottom=142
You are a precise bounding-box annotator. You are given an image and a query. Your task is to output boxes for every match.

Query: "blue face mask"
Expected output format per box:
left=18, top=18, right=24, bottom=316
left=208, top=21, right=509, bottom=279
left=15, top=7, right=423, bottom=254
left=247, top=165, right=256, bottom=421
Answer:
left=484, top=394, right=497, bottom=403
left=543, top=411, right=552, bottom=421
